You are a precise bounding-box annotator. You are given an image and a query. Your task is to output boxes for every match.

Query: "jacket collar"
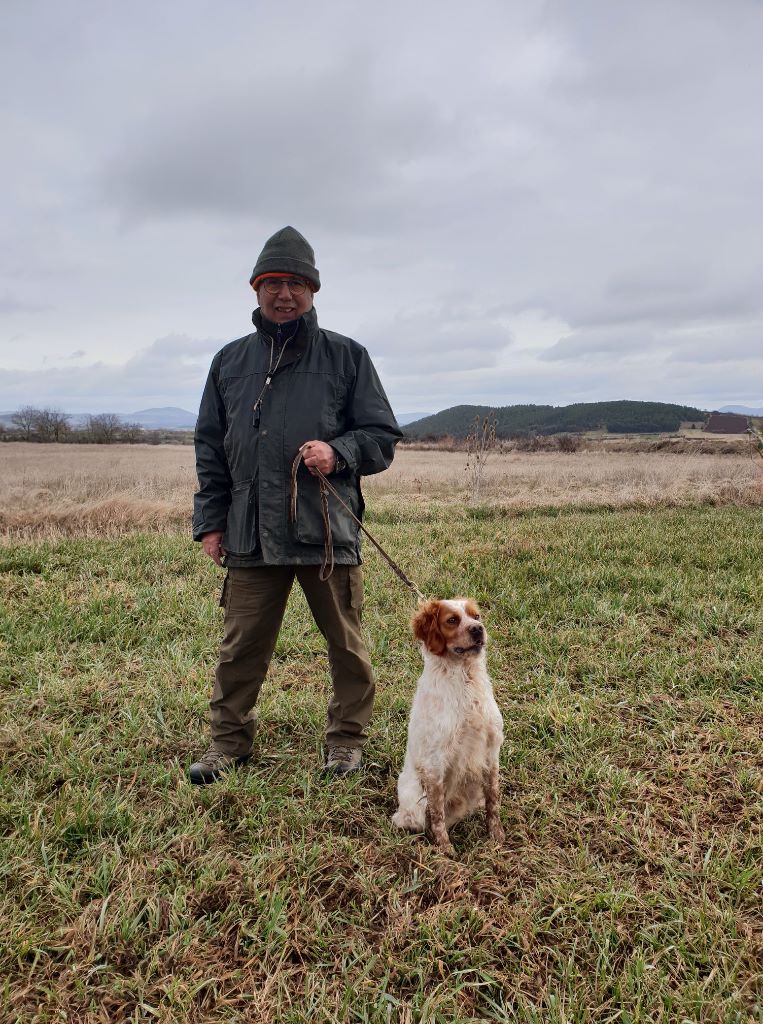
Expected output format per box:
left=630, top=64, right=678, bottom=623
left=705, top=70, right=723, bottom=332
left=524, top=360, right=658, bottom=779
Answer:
left=251, top=306, right=318, bottom=369
left=252, top=305, right=319, bottom=342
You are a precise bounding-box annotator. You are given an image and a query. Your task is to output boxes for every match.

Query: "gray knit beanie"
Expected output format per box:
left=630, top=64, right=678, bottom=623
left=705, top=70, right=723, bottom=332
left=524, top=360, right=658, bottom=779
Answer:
left=249, top=226, right=321, bottom=292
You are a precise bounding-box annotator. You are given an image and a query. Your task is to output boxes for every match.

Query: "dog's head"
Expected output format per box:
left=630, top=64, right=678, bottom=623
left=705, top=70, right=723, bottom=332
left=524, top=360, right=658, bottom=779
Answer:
left=412, top=598, right=486, bottom=658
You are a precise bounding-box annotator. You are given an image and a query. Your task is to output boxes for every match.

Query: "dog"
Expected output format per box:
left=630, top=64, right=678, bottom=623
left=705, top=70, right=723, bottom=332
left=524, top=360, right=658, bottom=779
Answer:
left=392, top=598, right=505, bottom=855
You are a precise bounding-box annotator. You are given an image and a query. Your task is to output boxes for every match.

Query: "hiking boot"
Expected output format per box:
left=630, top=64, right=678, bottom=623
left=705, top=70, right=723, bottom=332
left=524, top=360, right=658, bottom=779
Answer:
left=323, top=745, right=363, bottom=776
left=188, top=746, right=251, bottom=785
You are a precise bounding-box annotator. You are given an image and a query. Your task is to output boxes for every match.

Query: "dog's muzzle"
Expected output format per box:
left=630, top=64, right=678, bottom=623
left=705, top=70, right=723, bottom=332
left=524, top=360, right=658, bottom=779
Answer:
left=452, top=625, right=485, bottom=656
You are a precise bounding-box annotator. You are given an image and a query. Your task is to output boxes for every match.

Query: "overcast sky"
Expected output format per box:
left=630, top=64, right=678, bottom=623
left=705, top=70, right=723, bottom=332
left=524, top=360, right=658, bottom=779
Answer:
left=1, top=0, right=761, bottom=417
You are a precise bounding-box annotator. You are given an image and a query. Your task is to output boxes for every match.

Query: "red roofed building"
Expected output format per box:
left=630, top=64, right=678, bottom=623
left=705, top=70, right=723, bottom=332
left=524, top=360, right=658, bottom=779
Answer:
left=705, top=412, right=749, bottom=434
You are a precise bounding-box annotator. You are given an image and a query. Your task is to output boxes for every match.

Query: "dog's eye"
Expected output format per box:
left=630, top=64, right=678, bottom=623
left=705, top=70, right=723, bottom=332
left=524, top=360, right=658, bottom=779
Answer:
left=473, top=613, right=480, bottom=620
left=446, top=616, right=459, bottom=625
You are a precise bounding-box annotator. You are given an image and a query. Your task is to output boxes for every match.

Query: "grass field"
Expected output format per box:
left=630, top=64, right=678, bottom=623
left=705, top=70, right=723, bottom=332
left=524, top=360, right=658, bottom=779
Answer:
left=1, top=489, right=762, bottom=1021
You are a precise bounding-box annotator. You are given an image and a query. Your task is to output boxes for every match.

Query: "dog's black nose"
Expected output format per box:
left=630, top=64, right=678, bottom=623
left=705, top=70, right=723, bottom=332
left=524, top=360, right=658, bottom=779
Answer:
left=469, top=624, right=484, bottom=639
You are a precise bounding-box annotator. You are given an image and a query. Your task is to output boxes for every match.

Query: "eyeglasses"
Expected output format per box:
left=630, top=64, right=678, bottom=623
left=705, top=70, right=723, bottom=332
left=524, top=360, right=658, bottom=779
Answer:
left=260, top=277, right=310, bottom=296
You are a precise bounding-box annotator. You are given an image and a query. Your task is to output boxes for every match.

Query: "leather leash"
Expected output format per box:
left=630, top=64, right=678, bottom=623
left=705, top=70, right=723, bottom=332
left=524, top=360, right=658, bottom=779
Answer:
left=289, top=448, right=426, bottom=601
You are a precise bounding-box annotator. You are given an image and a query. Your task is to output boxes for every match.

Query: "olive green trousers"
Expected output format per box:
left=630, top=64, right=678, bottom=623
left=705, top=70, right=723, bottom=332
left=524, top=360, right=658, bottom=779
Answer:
left=209, top=565, right=375, bottom=756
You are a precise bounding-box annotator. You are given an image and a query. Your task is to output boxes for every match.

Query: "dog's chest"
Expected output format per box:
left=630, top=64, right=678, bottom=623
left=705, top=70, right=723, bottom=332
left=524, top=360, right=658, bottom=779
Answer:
left=453, top=698, right=495, bottom=761
left=411, top=661, right=503, bottom=765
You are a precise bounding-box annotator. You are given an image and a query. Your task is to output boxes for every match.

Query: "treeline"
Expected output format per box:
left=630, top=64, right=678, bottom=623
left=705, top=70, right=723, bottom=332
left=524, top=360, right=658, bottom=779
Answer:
left=404, top=400, right=707, bottom=439
left=0, top=406, right=191, bottom=445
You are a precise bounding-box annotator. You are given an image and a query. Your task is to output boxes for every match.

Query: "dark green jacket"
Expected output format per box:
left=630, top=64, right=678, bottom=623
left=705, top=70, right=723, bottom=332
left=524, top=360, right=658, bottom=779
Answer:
left=193, top=307, right=402, bottom=565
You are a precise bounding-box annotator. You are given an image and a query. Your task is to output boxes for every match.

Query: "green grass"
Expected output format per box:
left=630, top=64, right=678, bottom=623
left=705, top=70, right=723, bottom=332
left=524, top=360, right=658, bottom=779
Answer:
left=1, top=505, right=762, bottom=1023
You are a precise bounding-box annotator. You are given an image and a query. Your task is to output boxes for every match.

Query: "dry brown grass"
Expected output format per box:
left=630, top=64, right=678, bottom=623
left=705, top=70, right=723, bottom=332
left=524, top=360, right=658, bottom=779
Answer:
left=1, top=442, right=761, bottom=537
left=0, top=443, right=194, bottom=537
left=365, top=448, right=762, bottom=508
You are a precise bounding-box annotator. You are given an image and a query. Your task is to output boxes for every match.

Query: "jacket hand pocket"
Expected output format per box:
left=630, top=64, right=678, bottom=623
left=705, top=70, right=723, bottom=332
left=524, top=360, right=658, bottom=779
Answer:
left=223, top=480, right=258, bottom=556
left=293, top=474, right=359, bottom=548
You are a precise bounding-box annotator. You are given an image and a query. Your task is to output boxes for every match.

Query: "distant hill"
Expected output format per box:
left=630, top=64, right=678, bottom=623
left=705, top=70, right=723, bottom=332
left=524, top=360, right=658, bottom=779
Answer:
left=2, top=406, right=429, bottom=431
left=396, top=411, right=429, bottom=426
left=0, top=406, right=197, bottom=431
left=122, top=407, right=197, bottom=429
left=719, top=404, right=763, bottom=416
left=404, top=400, right=708, bottom=439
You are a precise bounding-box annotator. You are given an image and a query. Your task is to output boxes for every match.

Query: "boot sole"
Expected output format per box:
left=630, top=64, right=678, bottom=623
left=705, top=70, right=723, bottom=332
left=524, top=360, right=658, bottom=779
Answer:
left=322, top=760, right=363, bottom=776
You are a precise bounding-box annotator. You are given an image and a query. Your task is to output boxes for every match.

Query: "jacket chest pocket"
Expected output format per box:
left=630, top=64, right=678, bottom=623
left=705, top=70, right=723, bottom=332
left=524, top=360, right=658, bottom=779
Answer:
left=220, top=373, right=266, bottom=473
left=284, top=372, right=340, bottom=448
left=220, top=372, right=267, bottom=410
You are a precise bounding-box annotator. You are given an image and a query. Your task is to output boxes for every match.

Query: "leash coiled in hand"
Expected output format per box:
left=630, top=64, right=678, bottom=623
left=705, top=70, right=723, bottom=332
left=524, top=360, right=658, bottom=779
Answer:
left=289, top=448, right=426, bottom=601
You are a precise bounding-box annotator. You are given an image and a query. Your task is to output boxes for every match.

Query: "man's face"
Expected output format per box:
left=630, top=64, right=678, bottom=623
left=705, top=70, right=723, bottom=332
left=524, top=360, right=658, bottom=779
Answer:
left=256, top=276, right=314, bottom=323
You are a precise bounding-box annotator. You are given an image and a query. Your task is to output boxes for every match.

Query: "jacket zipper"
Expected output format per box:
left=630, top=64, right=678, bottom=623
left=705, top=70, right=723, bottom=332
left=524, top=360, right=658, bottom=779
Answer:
left=252, top=322, right=296, bottom=428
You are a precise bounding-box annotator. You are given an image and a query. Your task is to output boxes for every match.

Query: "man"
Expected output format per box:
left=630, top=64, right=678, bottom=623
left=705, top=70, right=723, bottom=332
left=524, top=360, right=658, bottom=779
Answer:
left=190, top=226, right=401, bottom=784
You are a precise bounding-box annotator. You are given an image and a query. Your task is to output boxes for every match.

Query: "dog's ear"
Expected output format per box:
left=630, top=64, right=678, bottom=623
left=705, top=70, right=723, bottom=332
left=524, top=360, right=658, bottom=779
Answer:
left=412, top=600, right=447, bottom=656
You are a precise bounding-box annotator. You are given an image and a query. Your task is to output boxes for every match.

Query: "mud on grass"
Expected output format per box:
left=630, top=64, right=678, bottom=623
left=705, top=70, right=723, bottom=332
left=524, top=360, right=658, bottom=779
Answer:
left=1, top=506, right=762, bottom=1022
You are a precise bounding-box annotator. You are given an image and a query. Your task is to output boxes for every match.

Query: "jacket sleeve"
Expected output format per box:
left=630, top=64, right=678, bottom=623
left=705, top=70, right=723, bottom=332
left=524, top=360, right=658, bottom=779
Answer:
left=329, top=345, right=402, bottom=477
left=192, top=352, right=233, bottom=540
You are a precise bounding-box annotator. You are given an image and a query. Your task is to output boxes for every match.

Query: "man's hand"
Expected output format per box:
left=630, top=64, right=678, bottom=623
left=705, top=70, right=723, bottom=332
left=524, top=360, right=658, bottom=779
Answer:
left=201, top=531, right=225, bottom=566
left=300, top=440, right=337, bottom=476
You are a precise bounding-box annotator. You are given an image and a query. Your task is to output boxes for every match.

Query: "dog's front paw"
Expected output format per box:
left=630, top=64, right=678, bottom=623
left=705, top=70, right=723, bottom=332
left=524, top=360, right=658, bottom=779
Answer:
left=392, top=808, right=426, bottom=833
left=424, top=808, right=455, bottom=856
left=391, top=809, right=412, bottom=831
left=430, top=831, right=456, bottom=857
left=488, top=820, right=506, bottom=844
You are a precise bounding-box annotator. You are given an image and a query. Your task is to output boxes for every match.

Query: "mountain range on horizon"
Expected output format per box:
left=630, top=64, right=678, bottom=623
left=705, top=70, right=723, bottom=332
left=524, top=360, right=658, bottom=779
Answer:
left=0, top=406, right=198, bottom=431
left=0, top=405, right=431, bottom=431
left=718, top=404, right=763, bottom=416
left=0, top=402, right=760, bottom=432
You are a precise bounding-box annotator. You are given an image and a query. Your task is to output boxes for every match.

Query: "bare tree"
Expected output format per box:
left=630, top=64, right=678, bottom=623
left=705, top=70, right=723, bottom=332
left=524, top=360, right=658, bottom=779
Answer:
left=464, top=414, right=498, bottom=502
left=33, top=408, right=71, bottom=442
left=11, top=405, right=40, bottom=440
left=749, top=424, right=763, bottom=459
left=86, top=413, right=122, bottom=443
left=118, top=421, right=144, bottom=443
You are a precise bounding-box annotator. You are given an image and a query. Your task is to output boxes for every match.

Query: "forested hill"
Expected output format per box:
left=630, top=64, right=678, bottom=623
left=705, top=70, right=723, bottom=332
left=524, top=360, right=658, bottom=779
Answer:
left=404, top=401, right=706, bottom=438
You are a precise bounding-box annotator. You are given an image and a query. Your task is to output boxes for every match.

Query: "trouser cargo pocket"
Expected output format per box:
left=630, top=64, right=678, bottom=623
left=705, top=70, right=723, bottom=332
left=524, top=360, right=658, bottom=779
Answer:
left=348, top=566, right=364, bottom=611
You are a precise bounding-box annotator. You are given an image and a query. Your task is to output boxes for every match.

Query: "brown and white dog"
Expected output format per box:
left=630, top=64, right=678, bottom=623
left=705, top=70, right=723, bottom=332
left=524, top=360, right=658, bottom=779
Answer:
left=392, top=598, right=505, bottom=855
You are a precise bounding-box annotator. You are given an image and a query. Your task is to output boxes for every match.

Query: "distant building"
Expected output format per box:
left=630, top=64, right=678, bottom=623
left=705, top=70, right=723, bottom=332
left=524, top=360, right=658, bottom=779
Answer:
left=705, top=412, right=749, bottom=434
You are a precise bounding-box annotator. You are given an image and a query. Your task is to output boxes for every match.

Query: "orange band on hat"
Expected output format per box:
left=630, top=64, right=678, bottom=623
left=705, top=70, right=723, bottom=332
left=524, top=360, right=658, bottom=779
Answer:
left=251, top=272, right=311, bottom=291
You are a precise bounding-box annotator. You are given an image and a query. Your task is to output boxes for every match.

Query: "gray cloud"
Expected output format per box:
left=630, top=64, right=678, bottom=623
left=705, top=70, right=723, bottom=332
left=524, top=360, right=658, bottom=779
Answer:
left=0, top=292, right=52, bottom=315
left=666, top=322, right=763, bottom=365
left=363, top=303, right=513, bottom=372
left=0, top=334, right=221, bottom=412
left=102, top=58, right=450, bottom=236
left=0, top=0, right=761, bottom=412
left=540, top=325, right=657, bottom=362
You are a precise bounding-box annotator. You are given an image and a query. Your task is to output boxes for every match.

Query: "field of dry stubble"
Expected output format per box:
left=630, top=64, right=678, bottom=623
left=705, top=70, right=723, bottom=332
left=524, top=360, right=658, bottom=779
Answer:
left=0, top=442, right=761, bottom=537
